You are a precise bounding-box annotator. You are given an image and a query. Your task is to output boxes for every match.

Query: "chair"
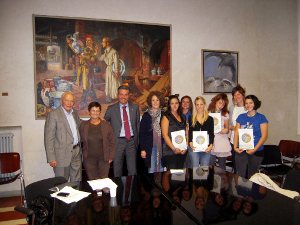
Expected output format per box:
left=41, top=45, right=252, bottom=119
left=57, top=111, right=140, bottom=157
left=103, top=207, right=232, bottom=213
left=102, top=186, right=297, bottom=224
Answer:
left=0, top=152, right=25, bottom=205
left=260, top=145, right=293, bottom=187
left=282, top=169, right=300, bottom=193
left=278, top=140, right=300, bottom=169
left=14, top=176, right=67, bottom=225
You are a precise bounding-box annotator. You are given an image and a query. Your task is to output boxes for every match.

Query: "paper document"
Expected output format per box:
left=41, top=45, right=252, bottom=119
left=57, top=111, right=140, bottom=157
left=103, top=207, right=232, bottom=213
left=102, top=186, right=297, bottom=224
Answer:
left=238, top=129, right=254, bottom=150
left=209, top=113, right=222, bottom=133
left=88, top=178, right=118, bottom=197
left=51, top=186, right=90, bottom=204
left=193, top=131, right=209, bottom=152
left=171, top=130, right=187, bottom=151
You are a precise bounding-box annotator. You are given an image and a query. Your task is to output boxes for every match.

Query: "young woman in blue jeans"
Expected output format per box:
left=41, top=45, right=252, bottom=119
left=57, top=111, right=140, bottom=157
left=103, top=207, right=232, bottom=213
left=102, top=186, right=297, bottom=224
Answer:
left=188, top=96, right=214, bottom=167
left=234, top=95, right=268, bottom=179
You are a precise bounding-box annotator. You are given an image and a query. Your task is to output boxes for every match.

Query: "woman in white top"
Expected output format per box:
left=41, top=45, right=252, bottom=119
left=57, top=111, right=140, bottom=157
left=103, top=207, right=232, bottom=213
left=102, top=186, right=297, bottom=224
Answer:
left=229, top=85, right=247, bottom=171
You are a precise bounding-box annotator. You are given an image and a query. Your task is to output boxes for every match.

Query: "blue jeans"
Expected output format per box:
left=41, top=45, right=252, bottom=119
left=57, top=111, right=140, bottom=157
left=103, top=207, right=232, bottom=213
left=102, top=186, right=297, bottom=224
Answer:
left=188, top=146, right=211, bottom=167
left=148, top=146, right=165, bottom=173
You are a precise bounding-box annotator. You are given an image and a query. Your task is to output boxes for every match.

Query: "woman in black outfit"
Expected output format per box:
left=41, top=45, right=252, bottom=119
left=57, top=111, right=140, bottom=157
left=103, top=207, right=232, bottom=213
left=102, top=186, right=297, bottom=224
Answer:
left=161, top=95, right=188, bottom=169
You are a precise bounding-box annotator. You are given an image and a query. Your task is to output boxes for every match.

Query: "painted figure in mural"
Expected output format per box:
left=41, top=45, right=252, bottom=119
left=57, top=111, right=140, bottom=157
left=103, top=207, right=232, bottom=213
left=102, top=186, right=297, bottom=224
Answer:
left=67, top=34, right=98, bottom=110
left=97, top=37, right=122, bottom=104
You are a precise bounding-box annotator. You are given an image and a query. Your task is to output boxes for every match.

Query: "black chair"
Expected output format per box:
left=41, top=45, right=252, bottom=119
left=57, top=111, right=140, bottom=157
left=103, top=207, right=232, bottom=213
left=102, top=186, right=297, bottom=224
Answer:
left=260, top=145, right=293, bottom=187
left=0, top=152, right=25, bottom=205
left=282, top=169, right=300, bottom=193
left=14, top=176, right=67, bottom=225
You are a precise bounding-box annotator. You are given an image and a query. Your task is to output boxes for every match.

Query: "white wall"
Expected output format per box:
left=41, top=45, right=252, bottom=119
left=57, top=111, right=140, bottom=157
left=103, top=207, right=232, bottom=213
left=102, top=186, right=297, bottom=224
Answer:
left=0, top=0, right=299, bottom=191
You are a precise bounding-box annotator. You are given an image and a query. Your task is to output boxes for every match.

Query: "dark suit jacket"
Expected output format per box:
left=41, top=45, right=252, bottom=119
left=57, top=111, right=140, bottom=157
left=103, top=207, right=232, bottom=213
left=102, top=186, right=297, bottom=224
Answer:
left=44, top=107, right=81, bottom=167
left=79, top=119, right=116, bottom=161
left=104, top=102, right=140, bottom=148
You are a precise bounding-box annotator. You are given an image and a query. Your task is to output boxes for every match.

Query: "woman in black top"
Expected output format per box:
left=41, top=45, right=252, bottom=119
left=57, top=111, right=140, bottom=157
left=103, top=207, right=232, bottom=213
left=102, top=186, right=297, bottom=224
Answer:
left=161, top=95, right=188, bottom=169
left=188, top=96, right=214, bottom=167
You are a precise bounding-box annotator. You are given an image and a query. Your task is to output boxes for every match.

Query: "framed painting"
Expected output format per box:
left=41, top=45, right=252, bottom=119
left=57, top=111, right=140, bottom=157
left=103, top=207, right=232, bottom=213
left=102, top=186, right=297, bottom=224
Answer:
left=34, top=15, right=171, bottom=119
left=202, top=49, right=238, bottom=93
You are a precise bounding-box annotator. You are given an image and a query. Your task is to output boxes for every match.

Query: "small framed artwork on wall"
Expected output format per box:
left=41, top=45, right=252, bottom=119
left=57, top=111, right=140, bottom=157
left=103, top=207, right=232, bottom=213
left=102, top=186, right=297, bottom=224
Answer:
left=202, top=49, right=238, bottom=93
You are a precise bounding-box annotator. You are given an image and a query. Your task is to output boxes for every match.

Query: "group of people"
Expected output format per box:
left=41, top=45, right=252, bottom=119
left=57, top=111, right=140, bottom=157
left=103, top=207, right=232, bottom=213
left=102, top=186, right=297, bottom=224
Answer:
left=140, top=84, right=268, bottom=180
left=44, top=85, right=140, bottom=186
left=44, top=83, right=268, bottom=186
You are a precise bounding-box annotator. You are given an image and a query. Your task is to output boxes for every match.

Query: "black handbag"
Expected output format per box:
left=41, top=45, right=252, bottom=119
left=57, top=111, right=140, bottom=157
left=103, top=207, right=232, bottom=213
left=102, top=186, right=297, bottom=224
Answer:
left=29, top=195, right=53, bottom=225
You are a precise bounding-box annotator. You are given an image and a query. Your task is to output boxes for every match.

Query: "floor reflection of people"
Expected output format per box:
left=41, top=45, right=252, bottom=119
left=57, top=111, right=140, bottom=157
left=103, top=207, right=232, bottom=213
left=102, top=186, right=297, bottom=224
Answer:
left=193, top=186, right=208, bottom=210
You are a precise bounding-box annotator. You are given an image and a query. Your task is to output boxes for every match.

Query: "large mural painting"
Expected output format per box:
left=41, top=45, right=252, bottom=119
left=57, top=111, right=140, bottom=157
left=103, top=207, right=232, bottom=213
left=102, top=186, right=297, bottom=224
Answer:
left=35, top=15, right=171, bottom=119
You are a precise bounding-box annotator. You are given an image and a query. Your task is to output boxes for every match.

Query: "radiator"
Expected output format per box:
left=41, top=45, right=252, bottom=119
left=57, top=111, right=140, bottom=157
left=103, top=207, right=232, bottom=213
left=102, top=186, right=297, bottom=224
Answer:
left=0, top=133, right=14, bottom=153
left=0, top=133, right=14, bottom=178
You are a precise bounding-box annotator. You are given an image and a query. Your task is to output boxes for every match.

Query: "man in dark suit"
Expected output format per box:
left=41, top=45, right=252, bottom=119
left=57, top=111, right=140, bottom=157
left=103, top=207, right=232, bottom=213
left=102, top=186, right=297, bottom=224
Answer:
left=104, top=85, right=140, bottom=177
left=44, top=92, right=82, bottom=183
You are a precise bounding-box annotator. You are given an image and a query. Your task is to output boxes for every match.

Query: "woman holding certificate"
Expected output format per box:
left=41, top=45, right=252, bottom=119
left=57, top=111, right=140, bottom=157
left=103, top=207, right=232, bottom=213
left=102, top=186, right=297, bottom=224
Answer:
left=208, top=93, right=231, bottom=170
left=161, top=95, right=188, bottom=169
left=188, top=96, right=214, bottom=167
left=234, top=95, right=268, bottom=179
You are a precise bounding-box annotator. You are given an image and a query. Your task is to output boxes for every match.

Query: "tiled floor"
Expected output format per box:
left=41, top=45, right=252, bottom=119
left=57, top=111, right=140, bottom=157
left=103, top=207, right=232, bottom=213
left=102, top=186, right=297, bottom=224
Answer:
left=0, top=196, right=27, bottom=225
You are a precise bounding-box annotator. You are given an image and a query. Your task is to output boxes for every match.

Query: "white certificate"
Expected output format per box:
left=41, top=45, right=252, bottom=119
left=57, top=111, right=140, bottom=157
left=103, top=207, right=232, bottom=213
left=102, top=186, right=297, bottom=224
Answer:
left=171, top=130, right=187, bottom=151
left=238, top=129, right=254, bottom=150
left=192, top=131, right=209, bottom=152
left=209, top=113, right=222, bottom=133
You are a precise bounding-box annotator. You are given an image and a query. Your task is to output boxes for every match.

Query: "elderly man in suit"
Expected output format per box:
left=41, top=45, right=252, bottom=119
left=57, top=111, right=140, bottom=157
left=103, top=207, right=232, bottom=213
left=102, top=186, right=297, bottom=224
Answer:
left=104, top=85, right=140, bottom=177
left=44, top=92, right=82, bottom=183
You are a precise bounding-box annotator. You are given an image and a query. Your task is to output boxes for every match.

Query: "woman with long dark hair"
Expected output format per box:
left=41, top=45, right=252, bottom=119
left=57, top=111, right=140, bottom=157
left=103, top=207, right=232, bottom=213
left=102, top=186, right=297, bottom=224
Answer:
left=161, top=95, right=188, bottom=169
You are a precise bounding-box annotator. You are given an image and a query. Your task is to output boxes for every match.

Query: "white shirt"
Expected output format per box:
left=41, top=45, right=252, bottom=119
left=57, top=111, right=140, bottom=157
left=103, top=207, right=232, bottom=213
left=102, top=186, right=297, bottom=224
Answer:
left=119, top=102, right=134, bottom=137
left=61, top=106, right=79, bottom=145
left=230, top=105, right=247, bottom=144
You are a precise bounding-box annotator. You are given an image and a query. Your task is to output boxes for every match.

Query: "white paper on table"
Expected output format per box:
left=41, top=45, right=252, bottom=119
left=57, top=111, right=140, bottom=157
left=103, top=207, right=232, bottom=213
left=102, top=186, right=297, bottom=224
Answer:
left=51, top=186, right=91, bottom=204
left=87, top=178, right=118, bottom=197
left=209, top=113, right=222, bottom=134
left=238, top=129, right=254, bottom=150
left=171, top=130, right=187, bottom=151
left=193, top=131, right=209, bottom=152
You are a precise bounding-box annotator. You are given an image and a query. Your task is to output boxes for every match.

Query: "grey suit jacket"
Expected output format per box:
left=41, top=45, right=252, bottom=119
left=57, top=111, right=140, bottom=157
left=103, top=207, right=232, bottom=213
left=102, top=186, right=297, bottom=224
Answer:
left=44, top=106, right=81, bottom=167
left=104, top=102, right=140, bottom=148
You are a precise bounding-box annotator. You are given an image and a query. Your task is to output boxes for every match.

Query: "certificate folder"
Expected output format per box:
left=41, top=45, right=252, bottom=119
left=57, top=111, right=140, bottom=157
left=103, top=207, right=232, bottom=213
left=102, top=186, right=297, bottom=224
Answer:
left=238, top=129, right=254, bottom=150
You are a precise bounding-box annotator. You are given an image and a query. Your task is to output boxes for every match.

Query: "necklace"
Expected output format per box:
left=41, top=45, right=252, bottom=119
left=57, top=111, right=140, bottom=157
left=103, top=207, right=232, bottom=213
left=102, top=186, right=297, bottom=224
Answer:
left=90, top=118, right=100, bottom=127
left=247, top=111, right=257, bottom=117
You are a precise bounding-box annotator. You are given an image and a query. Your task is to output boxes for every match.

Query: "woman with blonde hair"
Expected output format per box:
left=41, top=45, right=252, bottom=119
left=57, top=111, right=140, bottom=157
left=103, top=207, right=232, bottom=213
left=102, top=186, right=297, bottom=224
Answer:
left=188, top=97, right=214, bottom=167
